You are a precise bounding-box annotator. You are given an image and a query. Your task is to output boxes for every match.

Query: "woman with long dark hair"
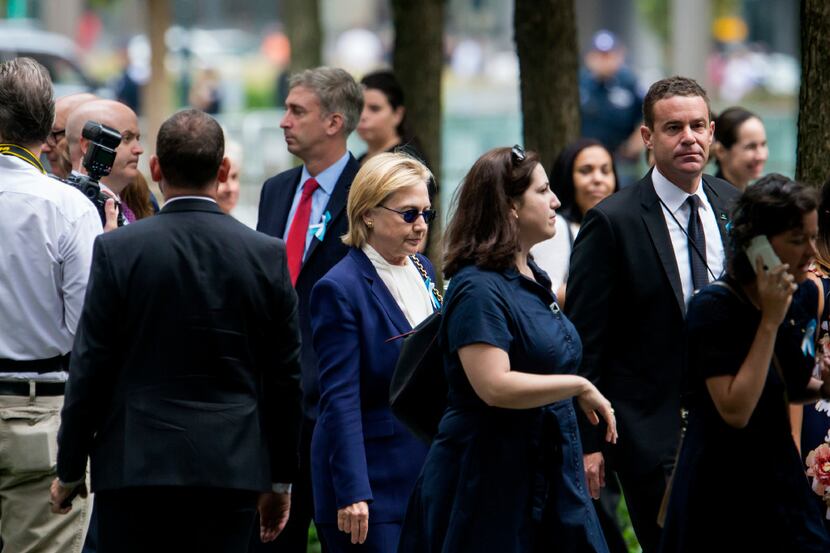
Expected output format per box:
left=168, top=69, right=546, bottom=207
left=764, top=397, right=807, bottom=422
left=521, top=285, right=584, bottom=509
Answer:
left=357, top=71, right=426, bottom=168
left=530, top=139, right=619, bottom=299
left=711, top=106, right=768, bottom=191
left=398, top=146, right=616, bottom=553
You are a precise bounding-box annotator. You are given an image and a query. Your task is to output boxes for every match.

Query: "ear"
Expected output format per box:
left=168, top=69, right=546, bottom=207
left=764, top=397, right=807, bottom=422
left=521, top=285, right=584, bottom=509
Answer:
left=392, top=106, right=405, bottom=128
left=326, top=112, right=345, bottom=137
left=79, top=137, right=89, bottom=156
left=707, top=120, right=715, bottom=146
left=640, top=124, right=653, bottom=150
left=217, top=156, right=231, bottom=183
left=712, top=141, right=726, bottom=160
left=149, top=155, right=163, bottom=183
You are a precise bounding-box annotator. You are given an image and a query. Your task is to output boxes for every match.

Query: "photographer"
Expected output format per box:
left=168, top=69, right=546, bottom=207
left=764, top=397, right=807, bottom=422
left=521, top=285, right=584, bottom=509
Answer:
left=66, top=99, right=144, bottom=227
left=0, top=58, right=102, bottom=552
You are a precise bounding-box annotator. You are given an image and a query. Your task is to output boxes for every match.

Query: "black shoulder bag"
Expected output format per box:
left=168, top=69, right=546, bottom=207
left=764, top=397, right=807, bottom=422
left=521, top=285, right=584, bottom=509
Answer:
left=388, top=256, right=447, bottom=443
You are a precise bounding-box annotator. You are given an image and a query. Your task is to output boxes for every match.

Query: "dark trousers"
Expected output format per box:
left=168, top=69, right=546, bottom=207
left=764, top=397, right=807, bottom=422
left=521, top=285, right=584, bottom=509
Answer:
left=96, top=486, right=257, bottom=553
left=250, top=417, right=320, bottom=553
left=616, top=465, right=670, bottom=553
left=316, top=523, right=401, bottom=553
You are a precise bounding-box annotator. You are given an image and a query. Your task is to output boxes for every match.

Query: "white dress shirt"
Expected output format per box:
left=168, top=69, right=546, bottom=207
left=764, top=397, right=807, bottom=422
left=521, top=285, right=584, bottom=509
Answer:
left=652, top=167, right=726, bottom=306
left=0, top=154, right=102, bottom=379
left=362, top=244, right=434, bottom=328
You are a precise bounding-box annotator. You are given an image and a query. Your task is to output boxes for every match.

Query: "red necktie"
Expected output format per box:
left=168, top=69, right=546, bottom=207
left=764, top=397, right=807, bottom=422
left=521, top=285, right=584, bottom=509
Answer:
left=285, top=178, right=319, bottom=286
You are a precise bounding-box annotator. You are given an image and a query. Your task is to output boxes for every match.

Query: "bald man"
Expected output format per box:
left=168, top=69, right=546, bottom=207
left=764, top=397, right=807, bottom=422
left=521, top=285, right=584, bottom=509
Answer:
left=67, top=100, right=144, bottom=222
left=42, top=93, right=97, bottom=178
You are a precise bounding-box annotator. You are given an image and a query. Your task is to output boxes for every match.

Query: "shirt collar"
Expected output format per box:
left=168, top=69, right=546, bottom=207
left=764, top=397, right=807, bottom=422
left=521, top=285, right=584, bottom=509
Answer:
left=300, top=151, right=350, bottom=196
left=164, top=195, right=218, bottom=205
left=652, top=167, right=708, bottom=214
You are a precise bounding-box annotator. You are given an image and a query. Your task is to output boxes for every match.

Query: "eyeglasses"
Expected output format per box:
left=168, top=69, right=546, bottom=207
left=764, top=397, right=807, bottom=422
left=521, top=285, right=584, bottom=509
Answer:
left=511, top=144, right=526, bottom=165
left=46, top=129, right=65, bottom=147
left=378, top=205, right=437, bottom=224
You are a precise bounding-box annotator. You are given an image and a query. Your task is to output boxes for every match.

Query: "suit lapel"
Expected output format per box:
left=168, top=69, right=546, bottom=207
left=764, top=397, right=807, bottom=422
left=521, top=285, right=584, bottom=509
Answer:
left=701, top=176, right=732, bottom=249
left=639, top=173, right=686, bottom=315
left=303, top=154, right=359, bottom=265
left=273, top=168, right=302, bottom=237
left=351, top=248, right=411, bottom=336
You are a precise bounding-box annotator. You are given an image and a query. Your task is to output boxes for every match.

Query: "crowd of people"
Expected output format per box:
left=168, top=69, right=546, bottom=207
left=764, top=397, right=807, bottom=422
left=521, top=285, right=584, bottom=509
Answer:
left=2, top=44, right=830, bottom=553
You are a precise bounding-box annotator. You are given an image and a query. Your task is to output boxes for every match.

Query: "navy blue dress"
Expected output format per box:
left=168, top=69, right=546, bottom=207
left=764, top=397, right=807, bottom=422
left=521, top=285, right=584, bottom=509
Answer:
left=659, top=279, right=830, bottom=553
left=397, top=263, right=608, bottom=553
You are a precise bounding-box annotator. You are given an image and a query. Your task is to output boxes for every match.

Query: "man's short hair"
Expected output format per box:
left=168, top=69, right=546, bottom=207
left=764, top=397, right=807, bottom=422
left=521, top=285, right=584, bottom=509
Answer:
left=288, top=67, right=363, bottom=135
left=157, top=109, right=224, bottom=189
left=642, top=76, right=710, bottom=129
left=0, top=57, right=54, bottom=145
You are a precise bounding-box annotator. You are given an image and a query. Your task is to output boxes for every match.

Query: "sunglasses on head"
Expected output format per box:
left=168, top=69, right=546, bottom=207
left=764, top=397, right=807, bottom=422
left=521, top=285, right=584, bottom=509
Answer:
left=378, top=205, right=437, bottom=224
left=511, top=144, right=526, bottom=165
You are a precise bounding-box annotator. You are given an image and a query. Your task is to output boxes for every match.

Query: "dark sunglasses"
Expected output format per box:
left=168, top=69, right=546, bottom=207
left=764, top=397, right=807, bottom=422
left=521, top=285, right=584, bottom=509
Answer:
left=46, top=128, right=66, bottom=146
left=511, top=144, right=526, bottom=165
left=379, top=205, right=437, bottom=224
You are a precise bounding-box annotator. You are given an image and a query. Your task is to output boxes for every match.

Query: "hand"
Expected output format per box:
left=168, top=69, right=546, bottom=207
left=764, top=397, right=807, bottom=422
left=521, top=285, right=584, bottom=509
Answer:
left=257, top=491, right=291, bottom=543
left=755, top=259, right=795, bottom=326
left=583, top=452, right=605, bottom=500
left=102, top=195, right=118, bottom=232
left=337, top=501, right=369, bottom=545
left=576, top=380, right=618, bottom=445
left=49, top=478, right=87, bottom=514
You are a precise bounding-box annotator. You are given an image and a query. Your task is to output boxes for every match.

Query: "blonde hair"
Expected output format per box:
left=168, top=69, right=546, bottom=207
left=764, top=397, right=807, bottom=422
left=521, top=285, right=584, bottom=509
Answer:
left=342, top=152, right=433, bottom=247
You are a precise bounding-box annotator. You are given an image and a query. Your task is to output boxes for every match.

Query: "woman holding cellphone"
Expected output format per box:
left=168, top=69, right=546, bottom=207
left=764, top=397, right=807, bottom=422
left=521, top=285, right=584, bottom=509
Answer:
left=659, top=174, right=830, bottom=552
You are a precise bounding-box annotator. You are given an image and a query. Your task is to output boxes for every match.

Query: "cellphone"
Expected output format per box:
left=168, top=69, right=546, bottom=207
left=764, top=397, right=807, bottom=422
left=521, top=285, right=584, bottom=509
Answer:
left=745, top=235, right=782, bottom=274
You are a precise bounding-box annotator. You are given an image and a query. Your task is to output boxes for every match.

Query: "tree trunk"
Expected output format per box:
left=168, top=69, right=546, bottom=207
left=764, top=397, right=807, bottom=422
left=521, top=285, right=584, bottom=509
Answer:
left=142, top=0, right=172, bottom=200
left=284, top=0, right=322, bottom=73
left=391, top=0, right=444, bottom=281
left=514, top=0, right=580, bottom=174
left=796, top=0, right=830, bottom=187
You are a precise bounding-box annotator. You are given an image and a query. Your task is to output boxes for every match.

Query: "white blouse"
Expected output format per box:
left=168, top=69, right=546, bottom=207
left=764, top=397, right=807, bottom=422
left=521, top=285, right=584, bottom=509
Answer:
left=362, top=244, right=434, bottom=328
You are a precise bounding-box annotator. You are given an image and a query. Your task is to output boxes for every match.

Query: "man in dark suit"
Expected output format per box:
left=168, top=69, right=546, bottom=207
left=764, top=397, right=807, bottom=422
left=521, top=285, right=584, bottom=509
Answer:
left=50, top=109, right=302, bottom=553
left=255, top=66, right=363, bottom=552
left=566, top=76, right=740, bottom=553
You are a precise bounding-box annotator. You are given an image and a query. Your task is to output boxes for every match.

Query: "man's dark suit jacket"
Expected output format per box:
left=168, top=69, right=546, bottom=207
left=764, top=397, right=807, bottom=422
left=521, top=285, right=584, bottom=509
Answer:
left=566, top=171, right=740, bottom=476
left=57, top=198, right=302, bottom=492
left=256, top=154, right=359, bottom=419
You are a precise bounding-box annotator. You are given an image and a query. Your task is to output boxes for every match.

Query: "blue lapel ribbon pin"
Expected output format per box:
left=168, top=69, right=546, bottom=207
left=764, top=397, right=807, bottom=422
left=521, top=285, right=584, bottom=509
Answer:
left=803, top=318, right=817, bottom=358
left=425, top=277, right=441, bottom=310
left=308, top=210, right=331, bottom=242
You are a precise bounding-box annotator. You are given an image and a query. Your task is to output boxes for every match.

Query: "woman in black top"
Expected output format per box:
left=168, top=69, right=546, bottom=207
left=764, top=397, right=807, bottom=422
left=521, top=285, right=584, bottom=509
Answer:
left=356, top=71, right=426, bottom=168
left=711, top=106, right=768, bottom=191
left=659, top=174, right=830, bottom=552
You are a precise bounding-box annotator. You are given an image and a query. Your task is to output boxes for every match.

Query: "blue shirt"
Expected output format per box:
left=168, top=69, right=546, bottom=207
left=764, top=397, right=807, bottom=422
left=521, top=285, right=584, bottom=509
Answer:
left=579, top=67, right=643, bottom=153
left=282, top=151, right=351, bottom=259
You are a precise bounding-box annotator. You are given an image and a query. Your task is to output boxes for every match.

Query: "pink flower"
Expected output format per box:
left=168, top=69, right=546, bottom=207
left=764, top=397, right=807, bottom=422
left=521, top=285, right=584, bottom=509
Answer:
left=807, top=444, right=830, bottom=495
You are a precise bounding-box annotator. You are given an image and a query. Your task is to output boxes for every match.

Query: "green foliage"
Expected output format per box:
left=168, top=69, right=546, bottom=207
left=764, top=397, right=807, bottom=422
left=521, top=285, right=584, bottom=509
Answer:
left=245, top=80, right=277, bottom=110
left=617, top=495, right=643, bottom=553
left=635, top=0, right=669, bottom=42
left=308, top=522, right=321, bottom=553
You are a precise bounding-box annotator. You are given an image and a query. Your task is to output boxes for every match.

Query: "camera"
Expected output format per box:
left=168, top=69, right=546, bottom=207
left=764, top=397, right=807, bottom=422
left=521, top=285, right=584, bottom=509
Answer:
left=56, top=121, right=125, bottom=227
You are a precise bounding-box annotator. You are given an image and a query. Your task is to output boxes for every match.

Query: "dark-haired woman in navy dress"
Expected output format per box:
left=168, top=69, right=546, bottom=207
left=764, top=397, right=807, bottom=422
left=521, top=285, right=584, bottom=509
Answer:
left=397, top=146, right=616, bottom=553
